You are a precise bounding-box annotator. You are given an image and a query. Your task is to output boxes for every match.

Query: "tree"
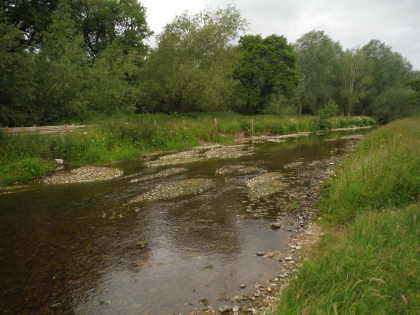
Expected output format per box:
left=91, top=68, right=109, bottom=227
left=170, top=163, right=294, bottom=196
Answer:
left=2, top=0, right=59, bottom=48
left=0, top=10, right=37, bottom=126
left=138, top=6, right=246, bottom=113
left=340, top=49, right=369, bottom=116
left=73, top=0, right=151, bottom=58
left=357, top=40, right=413, bottom=121
left=234, top=34, right=298, bottom=114
left=34, top=0, right=90, bottom=123
left=295, top=31, right=343, bottom=114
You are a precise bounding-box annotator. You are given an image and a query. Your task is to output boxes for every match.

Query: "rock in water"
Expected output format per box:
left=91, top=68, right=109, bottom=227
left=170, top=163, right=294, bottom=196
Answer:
left=219, top=305, right=233, bottom=313
left=145, top=150, right=204, bottom=167
left=246, top=172, right=287, bottom=200
left=129, top=178, right=216, bottom=203
left=129, top=167, right=187, bottom=183
left=271, top=222, right=282, bottom=229
left=215, top=165, right=264, bottom=176
left=43, top=166, right=123, bottom=184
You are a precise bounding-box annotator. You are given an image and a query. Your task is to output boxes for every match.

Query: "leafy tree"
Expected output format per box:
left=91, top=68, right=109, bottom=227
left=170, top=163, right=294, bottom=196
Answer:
left=357, top=40, right=413, bottom=121
left=339, top=49, right=370, bottom=116
left=3, top=0, right=151, bottom=58
left=0, top=10, right=37, bottom=126
left=2, top=0, right=59, bottom=48
left=295, top=31, right=343, bottom=114
left=34, top=0, right=90, bottom=123
left=73, top=0, right=151, bottom=58
left=138, top=6, right=246, bottom=113
left=234, top=34, right=298, bottom=114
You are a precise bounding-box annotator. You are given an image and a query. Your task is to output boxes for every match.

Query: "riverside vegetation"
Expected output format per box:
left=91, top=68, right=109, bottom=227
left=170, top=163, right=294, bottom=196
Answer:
left=0, top=114, right=374, bottom=184
left=275, top=117, right=420, bottom=314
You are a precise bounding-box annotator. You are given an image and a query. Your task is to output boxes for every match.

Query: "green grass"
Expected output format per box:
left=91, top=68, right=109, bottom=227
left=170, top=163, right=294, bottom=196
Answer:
left=320, top=118, right=420, bottom=225
left=275, top=117, right=420, bottom=314
left=0, top=113, right=375, bottom=184
left=276, top=205, right=419, bottom=314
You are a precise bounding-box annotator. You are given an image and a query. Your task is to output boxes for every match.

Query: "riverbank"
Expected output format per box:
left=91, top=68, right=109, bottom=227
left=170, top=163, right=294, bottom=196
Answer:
left=0, top=113, right=375, bottom=185
left=273, top=117, right=420, bottom=314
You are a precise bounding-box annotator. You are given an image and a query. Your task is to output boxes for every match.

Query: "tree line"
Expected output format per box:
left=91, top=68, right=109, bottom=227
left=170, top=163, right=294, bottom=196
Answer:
left=1, top=1, right=419, bottom=126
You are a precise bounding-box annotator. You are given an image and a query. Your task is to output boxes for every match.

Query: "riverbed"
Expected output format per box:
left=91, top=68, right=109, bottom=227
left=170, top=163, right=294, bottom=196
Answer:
left=0, top=130, right=368, bottom=315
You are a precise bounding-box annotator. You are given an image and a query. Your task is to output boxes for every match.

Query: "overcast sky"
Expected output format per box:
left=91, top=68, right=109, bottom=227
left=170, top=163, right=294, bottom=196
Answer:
left=140, top=0, right=420, bottom=70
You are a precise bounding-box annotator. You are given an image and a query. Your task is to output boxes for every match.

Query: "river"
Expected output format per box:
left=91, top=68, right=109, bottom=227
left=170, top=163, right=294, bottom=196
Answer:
left=0, top=130, right=369, bottom=314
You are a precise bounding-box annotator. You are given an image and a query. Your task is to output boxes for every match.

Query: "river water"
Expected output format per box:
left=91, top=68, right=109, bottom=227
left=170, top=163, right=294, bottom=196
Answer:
left=0, top=131, right=367, bottom=315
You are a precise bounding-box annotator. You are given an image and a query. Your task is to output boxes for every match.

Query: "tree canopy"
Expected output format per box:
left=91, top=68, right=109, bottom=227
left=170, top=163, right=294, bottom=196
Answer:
left=0, top=2, right=419, bottom=126
left=233, top=34, right=298, bottom=114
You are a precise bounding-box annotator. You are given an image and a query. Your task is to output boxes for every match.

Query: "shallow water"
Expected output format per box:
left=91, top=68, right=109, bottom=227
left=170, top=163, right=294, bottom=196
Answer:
left=0, top=131, right=368, bottom=315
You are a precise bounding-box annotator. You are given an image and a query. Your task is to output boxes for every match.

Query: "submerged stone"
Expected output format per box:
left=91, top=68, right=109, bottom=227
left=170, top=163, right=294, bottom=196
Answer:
left=43, top=166, right=123, bottom=184
left=145, top=145, right=253, bottom=168
left=145, top=150, right=204, bottom=168
left=129, top=167, right=187, bottom=183
left=0, top=185, right=34, bottom=195
left=129, top=178, right=216, bottom=203
left=246, top=172, right=287, bottom=200
left=340, top=134, right=365, bottom=140
left=204, top=145, right=253, bottom=159
left=215, top=165, right=264, bottom=176
left=283, top=161, right=304, bottom=169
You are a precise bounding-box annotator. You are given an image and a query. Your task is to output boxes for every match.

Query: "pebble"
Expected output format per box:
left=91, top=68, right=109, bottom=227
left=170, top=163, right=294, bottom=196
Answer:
left=270, top=222, right=281, bottom=229
left=219, top=305, right=233, bottom=313
left=240, top=284, right=247, bottom=289
left=256, top=252, right=265, bottom=256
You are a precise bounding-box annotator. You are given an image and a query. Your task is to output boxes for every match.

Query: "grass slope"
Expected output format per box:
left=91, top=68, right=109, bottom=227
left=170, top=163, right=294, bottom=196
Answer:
left=275, top=117, right=420, bottom=314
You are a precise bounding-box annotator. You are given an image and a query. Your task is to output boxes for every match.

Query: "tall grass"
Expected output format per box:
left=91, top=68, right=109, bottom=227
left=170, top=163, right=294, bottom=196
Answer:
left=275, top=117, right=420, bottom=314
left=0, top=113, right=375, bottom=184
left=320, top=118, right=420, bottom=225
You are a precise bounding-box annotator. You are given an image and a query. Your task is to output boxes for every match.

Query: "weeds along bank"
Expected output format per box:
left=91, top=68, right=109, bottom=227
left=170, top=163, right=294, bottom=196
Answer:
left=0, top=114, right=374, bottom=184
left=275, top=117, right=420, bottom=314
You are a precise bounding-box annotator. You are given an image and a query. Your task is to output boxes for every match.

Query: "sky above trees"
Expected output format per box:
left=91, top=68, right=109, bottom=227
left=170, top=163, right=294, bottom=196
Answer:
left=141, top=0, right=420, bottom=69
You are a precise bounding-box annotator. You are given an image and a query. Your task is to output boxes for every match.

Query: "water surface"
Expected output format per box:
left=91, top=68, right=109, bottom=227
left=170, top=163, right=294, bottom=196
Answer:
left=0, top=131, right=367, bottom=314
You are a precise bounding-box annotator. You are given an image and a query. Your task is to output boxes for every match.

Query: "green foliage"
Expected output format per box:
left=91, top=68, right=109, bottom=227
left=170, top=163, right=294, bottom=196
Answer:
left=276, top=204, right=420, bottom=314
left=0, top=13, right=37, bottom=126
left=295, top=31, right=343, bottom=114
left=234, top=34, right=298, bottom=114
left=356, top=40, right=414, bottom=121
left=138, top=6, right=246, bottom=113
left=73, top=0, right=151, bottom=58
left=0, top=0, right=151, bottom=126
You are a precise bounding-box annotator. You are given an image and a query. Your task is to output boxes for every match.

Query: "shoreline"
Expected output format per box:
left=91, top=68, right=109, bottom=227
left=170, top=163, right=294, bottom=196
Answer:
left=0, top=125, right=372, bottom=188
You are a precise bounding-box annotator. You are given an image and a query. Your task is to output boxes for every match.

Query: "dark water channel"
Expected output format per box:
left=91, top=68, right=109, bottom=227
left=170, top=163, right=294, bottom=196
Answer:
left=0, top=131, right=368, bottom=315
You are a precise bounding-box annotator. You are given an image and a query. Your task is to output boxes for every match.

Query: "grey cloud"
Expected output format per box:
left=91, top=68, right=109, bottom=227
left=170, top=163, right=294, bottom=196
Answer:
left=210, top=0, right=420, bottom=68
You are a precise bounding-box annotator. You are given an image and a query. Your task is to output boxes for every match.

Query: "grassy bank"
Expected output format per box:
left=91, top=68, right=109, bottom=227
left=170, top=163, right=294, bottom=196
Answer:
left=0, top=113, right=374, bottom=185
left=275, top=117, right=420, bottom=314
